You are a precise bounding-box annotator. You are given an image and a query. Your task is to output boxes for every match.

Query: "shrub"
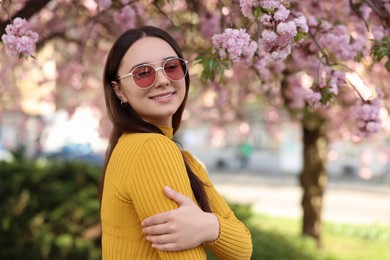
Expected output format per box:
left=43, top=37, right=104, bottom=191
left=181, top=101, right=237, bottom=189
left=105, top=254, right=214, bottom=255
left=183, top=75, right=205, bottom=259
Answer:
left=0, top=158, right=102, bottom=259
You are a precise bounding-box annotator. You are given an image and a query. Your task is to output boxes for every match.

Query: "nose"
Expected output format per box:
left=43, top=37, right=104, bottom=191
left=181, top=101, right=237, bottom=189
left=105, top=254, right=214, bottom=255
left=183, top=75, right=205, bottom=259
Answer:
left=154, top=67, right=170, bottom=87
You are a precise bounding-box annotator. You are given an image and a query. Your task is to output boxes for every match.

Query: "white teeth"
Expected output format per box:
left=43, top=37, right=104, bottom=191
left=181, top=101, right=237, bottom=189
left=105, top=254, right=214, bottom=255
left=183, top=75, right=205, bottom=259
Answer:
left=153, top=93, right=172, bottom=100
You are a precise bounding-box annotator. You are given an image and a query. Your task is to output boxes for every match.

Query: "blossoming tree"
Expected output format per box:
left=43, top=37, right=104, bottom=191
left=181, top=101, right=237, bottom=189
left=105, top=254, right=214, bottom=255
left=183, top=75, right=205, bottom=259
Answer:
left=1, top=0, right=389, bottom=246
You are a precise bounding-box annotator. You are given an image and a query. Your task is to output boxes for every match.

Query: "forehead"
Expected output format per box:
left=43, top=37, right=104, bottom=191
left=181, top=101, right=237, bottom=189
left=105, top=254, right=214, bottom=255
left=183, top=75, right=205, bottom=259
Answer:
left=122, top=37, right=178, bottom=68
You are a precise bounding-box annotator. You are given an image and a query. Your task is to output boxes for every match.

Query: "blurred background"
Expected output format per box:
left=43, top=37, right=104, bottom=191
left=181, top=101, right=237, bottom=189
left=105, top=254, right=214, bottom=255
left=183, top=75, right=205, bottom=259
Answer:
left=1, top=0, right=390, bottom=259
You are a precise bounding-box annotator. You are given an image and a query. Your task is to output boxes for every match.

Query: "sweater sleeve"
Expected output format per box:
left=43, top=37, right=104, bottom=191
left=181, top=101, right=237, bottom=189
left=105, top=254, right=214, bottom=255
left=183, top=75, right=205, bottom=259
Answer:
left=184, top=151, right=253, bottom=260
left=125, top=134, right=206, bottom=260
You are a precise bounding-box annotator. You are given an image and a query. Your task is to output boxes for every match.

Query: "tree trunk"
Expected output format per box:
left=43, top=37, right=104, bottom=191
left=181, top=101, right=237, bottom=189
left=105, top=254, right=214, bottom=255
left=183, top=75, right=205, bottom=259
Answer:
left=299, top=123, right=328, bottom=247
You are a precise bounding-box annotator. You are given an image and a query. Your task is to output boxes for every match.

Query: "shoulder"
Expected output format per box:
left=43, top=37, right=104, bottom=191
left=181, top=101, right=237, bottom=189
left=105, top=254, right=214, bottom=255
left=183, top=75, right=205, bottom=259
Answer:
left=116, top=132, right=182, bottom=159
left=116, top=132, right=174, bottom=150
left=109, top=133, right=177, bottom=164
left=119, top=132, right=168, bottom=144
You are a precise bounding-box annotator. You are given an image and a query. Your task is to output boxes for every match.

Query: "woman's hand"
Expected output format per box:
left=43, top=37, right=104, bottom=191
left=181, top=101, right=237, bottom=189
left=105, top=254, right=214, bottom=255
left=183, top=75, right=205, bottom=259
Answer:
left=141, top=186, right=220, bottom=251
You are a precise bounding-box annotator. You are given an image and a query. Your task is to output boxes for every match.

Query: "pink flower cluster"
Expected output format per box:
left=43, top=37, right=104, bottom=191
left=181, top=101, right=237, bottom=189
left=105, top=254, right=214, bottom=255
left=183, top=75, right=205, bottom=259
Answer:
left=352, top=89, right=383, bottom=138
left=311, top=20, right=365, bottom=61
left=1, top=17, right=39, bottom=58
left=113, top=3, right=144, bottom=32
left=255, top=3, right=308, bottom=63
left=239, top=0, right=262, bottom=20
left=253, top=46, right=285, bottom=82
left=305, top=89, right=323, bottom=109
left=212, top=28, right=257, bottom=63
left=240, top=0, right=289, bottom=20
left=305, top=69, right=346, bottom=109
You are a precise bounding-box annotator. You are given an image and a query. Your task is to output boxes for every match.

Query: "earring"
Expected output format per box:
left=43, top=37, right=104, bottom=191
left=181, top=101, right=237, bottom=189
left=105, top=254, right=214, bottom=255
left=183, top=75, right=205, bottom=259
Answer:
left=120, top=100, right=128, bottom=107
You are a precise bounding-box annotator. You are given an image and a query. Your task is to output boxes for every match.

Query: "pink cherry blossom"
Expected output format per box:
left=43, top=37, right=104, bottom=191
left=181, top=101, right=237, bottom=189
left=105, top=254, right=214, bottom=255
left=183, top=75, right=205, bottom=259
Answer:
left=1, top=17, right=39, bottom=58
left=239, top=0, right=261, bottom=20
left=261, top=1, right=282, bottom=11
left=305, top=89, right=324, bottom=109
left=242, top=41, right=258, bottom=63
left=113, top=5, right=137, bottom=31
left=256, top=3, right=308, bottom=64
left=212, top=28, right=256, bottom=63
left=352, top=88, right=383, bottom=138
left=294, top=16, right=309, bottom=33
left=262, top=14, right=272, bottom=24
left=274, top=5, right=290, bottom=22
left=276, top=21, right=298, bottom=38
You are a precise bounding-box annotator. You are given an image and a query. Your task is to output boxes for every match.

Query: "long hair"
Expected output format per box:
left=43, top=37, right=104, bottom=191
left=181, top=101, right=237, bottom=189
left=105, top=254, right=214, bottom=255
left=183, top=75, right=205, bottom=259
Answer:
left=100, top=26, right=211, bottom=212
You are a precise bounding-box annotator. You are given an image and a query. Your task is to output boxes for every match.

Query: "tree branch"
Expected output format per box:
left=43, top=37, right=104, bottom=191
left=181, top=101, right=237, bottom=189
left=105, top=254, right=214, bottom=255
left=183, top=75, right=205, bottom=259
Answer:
left=35, top=31, right=83, bottom=51
left=0, top=0, right=52, bottom=38
left=362, top=0, right=390, bottom=28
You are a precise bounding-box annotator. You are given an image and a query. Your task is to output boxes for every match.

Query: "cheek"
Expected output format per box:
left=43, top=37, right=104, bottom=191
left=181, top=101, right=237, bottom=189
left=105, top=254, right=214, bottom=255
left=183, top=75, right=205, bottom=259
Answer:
left=124, top=89, right=143, bottom=108
left=128, top=99, right=145, bottom=116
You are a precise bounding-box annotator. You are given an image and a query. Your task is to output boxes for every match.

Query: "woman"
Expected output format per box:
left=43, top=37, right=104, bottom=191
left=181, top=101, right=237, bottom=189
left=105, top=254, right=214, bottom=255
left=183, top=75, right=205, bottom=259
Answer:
left=100, top=25, right=252, bottom=259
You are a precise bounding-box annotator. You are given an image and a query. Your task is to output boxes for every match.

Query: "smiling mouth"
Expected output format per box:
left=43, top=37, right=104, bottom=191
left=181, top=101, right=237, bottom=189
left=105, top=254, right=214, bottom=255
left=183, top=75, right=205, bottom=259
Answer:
left=150, top=92, right=175, bottom=100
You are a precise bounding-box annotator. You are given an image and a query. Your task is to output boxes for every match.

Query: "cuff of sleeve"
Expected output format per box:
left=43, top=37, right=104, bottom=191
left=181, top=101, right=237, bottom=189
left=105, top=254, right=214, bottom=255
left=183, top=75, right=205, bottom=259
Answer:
left=206, top=214, right=221, bottom=245
left=206, top=214, right=253, bottom=257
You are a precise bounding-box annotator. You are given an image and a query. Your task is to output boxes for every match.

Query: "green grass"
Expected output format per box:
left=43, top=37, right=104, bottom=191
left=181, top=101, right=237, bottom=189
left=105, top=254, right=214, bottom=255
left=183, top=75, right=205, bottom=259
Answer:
left=258, top=214, right=390, bottom=260
left=208, top=203, right=390, bottom=260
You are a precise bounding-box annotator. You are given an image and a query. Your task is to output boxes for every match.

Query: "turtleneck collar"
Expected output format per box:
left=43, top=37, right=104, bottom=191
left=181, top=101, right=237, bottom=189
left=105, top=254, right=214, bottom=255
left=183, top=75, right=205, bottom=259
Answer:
left=156, top=125, right=174, bottom=139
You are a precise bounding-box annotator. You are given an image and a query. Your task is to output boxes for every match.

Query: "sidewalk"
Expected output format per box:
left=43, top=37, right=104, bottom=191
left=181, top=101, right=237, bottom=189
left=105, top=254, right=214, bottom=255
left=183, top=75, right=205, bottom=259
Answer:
left=208, top=171, right=390, bottom=225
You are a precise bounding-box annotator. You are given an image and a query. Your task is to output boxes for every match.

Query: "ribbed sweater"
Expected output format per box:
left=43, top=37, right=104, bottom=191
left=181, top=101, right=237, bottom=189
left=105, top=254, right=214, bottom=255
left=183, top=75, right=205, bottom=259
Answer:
left=101, top=125, right=253, bottom=259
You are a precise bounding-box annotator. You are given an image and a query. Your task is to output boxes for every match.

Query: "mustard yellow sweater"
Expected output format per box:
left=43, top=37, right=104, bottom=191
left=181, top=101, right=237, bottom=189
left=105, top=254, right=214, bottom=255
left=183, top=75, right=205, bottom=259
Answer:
left=101, top=126, right=253, bottom=259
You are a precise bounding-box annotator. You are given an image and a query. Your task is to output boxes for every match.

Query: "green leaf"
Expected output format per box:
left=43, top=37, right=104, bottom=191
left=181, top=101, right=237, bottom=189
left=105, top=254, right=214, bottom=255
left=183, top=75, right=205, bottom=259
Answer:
left=385, top=60, right=390, bottom=73
left=209, top=58, right=215, bottom=71
left=294, top=32, right=307, bottom=42
left=356, top=52, right=363, bottom=62
left=253, top=7, right=262, bottom=19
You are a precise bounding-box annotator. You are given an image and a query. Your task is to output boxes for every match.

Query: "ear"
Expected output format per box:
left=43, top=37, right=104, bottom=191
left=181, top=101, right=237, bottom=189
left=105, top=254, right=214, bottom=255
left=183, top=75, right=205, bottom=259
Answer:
left=111, top=81, right=125, bottom=101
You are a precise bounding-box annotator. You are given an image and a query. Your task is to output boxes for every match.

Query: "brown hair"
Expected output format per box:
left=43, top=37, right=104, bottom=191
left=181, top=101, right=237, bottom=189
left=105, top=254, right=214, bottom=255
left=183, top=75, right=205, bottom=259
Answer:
left=100, top=26, right=211, bottom=212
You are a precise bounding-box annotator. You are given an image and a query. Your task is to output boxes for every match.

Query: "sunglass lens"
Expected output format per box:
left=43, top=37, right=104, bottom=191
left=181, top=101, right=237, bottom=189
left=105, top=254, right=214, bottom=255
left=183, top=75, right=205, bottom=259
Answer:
left=132, top=65, right=156, bottom=88
left=164, top=59, right=186, bottom=81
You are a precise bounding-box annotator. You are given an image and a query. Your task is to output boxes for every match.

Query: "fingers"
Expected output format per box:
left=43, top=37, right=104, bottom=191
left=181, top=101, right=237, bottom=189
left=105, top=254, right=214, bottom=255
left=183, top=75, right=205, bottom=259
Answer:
left=163, top=186, right=191, bottom=206
left=143, top=222, right=173, bottom=235
left=146, top=234, right=184, bottom=251
left=151, top=242, right=184, bottom=252
left=142, top=211, right=171, bottom=227
left=146, top=233, right=174, bottom=245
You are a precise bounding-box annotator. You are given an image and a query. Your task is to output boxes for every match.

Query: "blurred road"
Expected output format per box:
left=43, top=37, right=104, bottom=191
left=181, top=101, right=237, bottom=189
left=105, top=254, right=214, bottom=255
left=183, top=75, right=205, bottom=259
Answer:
left=209, top=171, right=390, bottom=225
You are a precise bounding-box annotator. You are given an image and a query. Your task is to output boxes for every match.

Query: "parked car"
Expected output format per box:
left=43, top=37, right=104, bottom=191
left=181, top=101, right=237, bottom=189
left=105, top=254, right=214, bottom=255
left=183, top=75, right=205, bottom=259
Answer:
left=39, top=143, right=104, bottom=166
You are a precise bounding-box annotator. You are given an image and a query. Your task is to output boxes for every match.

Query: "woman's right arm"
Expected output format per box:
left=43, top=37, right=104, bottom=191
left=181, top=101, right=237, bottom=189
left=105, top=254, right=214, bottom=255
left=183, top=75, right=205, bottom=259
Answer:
left=124, top=134, right=207, bottom=259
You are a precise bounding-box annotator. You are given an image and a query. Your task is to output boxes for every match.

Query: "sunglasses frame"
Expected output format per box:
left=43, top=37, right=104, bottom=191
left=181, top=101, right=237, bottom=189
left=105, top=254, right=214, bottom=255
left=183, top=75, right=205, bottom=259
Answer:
left=117, top=57, right=188, bottom=89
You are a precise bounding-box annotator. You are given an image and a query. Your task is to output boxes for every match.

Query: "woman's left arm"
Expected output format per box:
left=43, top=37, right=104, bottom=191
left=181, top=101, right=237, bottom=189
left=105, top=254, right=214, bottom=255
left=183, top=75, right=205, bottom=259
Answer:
left=142, top=152, right=253, bottom=259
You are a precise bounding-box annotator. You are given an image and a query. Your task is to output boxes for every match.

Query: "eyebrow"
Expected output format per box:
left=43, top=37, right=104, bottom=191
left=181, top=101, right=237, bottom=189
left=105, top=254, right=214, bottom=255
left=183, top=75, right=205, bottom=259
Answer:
left=129, top=56, right=178, bottom=71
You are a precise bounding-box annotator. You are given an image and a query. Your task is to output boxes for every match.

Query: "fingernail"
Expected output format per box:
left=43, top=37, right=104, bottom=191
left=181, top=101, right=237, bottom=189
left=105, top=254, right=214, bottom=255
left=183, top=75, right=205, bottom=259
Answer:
left=146, top=236, right=150, bottom=241
left=165, top=186, right=172, bottom=192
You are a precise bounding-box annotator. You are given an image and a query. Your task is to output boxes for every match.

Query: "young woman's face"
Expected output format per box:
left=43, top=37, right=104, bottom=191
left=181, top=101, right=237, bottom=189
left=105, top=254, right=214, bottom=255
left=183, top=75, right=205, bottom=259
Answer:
left=114, top=37, right=186, bottom=126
